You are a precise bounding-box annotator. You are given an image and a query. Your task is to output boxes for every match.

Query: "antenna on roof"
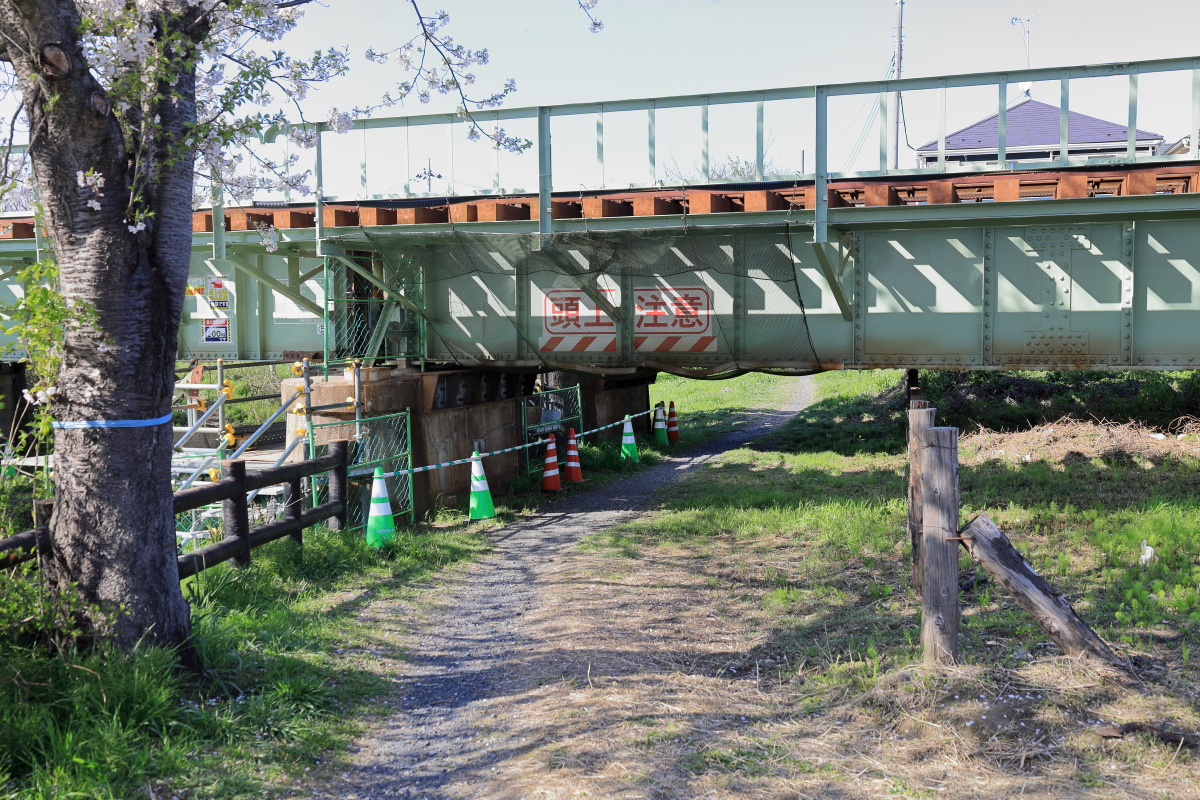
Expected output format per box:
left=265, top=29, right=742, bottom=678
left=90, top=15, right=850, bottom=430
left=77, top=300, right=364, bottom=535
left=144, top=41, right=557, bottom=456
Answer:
left=891, top=0, right=904, bottom=169
left=1010, top=11, right=1047, bottom=98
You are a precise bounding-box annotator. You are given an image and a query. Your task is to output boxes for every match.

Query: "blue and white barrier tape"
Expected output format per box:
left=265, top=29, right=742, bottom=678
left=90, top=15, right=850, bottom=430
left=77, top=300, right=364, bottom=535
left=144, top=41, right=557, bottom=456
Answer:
left=380, top=438, right=549, bottom=478
left=376, top=406, right=657, bottom=478
left=577, top=407, right=654, bottom=440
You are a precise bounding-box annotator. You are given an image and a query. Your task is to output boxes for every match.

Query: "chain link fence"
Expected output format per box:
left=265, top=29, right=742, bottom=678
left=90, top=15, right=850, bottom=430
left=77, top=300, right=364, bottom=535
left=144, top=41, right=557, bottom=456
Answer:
left=520, top=386, right=582, bottom=474
left=312, top=410, right=413, bottom=531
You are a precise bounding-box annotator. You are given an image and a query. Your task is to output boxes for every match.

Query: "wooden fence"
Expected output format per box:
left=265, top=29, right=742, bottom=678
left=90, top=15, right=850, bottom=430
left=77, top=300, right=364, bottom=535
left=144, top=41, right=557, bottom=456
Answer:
left=0, top=440, right=349, bottom=580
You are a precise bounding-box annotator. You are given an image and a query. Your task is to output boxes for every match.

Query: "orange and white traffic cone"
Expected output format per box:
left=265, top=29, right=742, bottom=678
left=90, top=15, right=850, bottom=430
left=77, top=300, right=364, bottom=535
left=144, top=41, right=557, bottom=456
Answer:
left=541, top=433, right=565, bottom=493
left=563, top=428, right=586, bottom=484
left=666, top=401, right=680, bottom=445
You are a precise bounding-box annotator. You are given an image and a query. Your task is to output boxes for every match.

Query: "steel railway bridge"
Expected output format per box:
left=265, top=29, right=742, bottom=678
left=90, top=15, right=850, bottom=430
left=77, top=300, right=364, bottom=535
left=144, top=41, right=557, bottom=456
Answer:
left=4, top=56, right=1200, bottom=379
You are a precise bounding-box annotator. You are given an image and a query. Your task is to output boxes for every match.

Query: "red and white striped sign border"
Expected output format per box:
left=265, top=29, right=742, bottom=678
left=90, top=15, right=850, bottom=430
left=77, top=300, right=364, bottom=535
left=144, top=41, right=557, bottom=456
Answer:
left=540, top=286, right=715, bottom=353
left=538, top=334, right=717, bottom=353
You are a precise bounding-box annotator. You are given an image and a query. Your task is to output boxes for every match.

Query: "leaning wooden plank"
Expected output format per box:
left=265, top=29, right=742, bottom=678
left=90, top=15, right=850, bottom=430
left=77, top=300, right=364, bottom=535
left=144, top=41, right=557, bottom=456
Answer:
left=959, top=514, right=1128, bottom=672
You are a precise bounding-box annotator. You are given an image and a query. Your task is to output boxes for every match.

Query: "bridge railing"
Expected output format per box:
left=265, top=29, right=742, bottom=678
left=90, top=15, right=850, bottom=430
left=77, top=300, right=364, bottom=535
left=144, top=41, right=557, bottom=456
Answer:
left=220, top=55, right=1200, bottom=245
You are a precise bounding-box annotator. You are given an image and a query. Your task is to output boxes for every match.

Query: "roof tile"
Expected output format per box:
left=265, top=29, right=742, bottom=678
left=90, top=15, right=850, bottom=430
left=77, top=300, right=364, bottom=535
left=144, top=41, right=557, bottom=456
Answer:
left=916, top=98, right=1161, bottom=151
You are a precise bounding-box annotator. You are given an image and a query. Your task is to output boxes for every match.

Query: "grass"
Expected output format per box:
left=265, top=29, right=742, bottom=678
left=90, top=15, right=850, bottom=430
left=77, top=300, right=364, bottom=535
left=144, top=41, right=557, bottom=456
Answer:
left=0, top=474, right=37, bottom=539
left=0, top=525, right=489, bottom=799
left=1, top=370, right=791, bottom=798
left=649, top=371, right=798, bottom=446
left=565, top=368, right=1199, bottom=796
left=427, top=371, right=800, bottom=523
left=9, top=367, right=1198, bottom=796
left=589, top=369, right=1200, bottom=645
left=172, top=363, right=295, bottom=429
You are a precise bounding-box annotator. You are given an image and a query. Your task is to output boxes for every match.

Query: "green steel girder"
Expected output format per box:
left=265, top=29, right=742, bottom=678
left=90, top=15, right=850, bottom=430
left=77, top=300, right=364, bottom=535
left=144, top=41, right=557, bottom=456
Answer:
left=322, top=249, right=444, bottom=347
left=536, top=243, right=625, bottom=323
left=210, top=256, right=322, bottom=317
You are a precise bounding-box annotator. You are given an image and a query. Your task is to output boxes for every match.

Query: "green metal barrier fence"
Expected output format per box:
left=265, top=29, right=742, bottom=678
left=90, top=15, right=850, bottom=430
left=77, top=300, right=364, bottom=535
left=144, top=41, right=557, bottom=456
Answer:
left=312, top=410, right=413, bottom=530
left=520, top=386, right=582, bottom=474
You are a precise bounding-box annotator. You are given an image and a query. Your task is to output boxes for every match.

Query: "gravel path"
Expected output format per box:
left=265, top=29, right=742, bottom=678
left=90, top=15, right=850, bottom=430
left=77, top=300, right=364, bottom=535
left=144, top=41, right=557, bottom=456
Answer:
left=319, top=377, right=814, bottom=800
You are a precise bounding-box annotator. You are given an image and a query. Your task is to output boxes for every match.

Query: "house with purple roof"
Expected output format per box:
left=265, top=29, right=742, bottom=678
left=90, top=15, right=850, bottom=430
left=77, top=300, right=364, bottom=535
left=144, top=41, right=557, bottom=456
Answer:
left=915, top=98, right=1164, bottom=168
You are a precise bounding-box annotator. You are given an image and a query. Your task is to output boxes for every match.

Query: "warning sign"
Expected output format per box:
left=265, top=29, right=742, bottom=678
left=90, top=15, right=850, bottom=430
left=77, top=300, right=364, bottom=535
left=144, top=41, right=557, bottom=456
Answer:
left=539, top=286, right=715, bottom=354
left=205, top=276, right=231, bottom=309
left=543, top=289, right=616, bottom=335
left=633, top=286, right=711, bottom=333
left=202, top=318, right=230, bottom=343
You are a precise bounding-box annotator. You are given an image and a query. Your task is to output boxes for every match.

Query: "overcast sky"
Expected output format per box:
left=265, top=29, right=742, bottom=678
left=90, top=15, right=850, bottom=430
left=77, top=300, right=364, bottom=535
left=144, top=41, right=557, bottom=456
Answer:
left=266, top=1, right=1200, bottom=196
left=285, top=0, right=1200, bottom=112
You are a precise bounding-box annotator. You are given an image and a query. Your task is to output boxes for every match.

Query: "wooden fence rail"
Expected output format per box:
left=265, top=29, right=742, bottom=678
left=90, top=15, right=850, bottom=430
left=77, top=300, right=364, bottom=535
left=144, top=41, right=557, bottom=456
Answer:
left=0, top=440, right=349, bottom=580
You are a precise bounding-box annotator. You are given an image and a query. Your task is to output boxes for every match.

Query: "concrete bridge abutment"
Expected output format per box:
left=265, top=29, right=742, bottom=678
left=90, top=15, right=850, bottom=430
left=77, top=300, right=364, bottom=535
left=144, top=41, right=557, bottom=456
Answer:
left=283, top=367, right=653, bottom=520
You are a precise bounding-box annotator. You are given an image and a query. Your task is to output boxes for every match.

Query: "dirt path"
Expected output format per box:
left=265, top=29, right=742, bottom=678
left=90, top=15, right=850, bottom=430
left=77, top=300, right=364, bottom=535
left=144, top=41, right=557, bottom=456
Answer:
left=316, top=378, right=814, bottom=800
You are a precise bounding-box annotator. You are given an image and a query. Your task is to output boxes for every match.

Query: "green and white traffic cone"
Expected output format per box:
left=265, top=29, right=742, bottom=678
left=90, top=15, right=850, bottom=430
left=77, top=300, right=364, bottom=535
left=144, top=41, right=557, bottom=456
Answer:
left=652, top=404, right=669, bottom=447
left=366, top=466, right=396, bottom=548
left=619, top=415, right=640, bottom=464
left=468, top=452, right=496, bottom=520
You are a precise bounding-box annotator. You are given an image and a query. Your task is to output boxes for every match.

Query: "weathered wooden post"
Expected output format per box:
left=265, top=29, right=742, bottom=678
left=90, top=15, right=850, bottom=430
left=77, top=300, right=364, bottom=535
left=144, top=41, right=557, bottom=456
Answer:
left=907, top=402, right=935, bottom=595
left=919, top=426, right=960, bottom=666
left=327, top=439, right=349, bottom=531
left=286, top=475, right=304, bottom=548
left=221, top=459, right=251, bottom=566
left=959, top=515, right=1127, bottom=671
left=905, top=368, right=924, bottom=405
left=32, top=498, right=54, bottom=529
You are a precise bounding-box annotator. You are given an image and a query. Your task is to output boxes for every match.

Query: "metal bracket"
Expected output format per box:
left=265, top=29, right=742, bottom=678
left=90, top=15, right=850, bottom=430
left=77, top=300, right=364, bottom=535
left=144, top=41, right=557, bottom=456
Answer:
left=538, top=243, right=625, bottom=323
left=808, top=240, right=854, bottom=321
left=209, top=257, right=322, bottom=317
left=361, top=300, right=400, bottom=368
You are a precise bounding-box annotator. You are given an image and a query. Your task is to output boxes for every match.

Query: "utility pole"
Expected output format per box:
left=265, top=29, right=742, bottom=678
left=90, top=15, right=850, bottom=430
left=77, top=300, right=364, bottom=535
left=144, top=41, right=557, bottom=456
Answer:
left=890, top=0, right=904, bottom=170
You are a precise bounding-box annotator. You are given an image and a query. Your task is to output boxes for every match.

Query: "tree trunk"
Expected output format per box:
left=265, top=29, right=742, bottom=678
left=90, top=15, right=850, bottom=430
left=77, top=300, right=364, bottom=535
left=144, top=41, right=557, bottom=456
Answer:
left=0, top=0, right=205, bottom=649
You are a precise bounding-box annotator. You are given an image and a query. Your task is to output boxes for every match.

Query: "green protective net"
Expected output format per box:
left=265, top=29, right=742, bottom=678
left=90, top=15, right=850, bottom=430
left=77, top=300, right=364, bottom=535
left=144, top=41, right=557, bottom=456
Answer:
left=323, top=223, right=836, bottom=378
left=324, top=252, right=424, bottom=365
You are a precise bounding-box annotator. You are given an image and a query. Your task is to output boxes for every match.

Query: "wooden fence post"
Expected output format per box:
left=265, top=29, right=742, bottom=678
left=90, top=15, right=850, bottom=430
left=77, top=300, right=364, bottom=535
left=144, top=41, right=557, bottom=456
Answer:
left=32, top=498, right=54, bottom=528
left=327, top=439, right=349, bottom=531
left=286, top=476, right=303, bottom=548
left=905, top=368, right=924, bottom=405
left=221, top=459, right=251, bottom=566
left=907, top=403, right=935, bottom=596
left=919, top=426, right=960, bottom=667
